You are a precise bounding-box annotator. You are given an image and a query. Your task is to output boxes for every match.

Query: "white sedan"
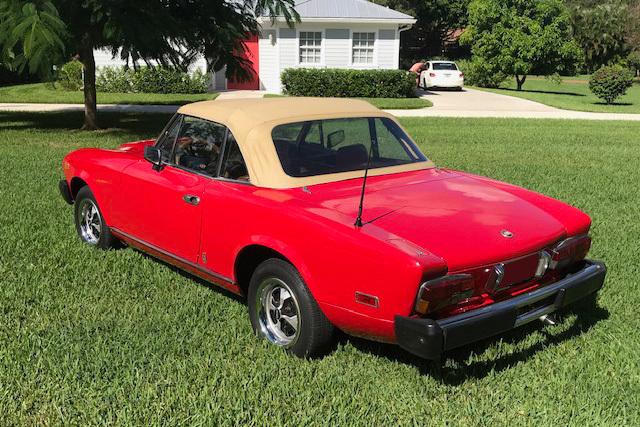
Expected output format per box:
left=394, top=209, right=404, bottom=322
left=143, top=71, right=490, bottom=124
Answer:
left=420, top=61, right=464, bottom=90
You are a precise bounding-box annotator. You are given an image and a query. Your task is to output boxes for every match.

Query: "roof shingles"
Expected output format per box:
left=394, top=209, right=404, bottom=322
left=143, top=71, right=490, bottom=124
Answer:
left=264, top=0, right=414, bottom=20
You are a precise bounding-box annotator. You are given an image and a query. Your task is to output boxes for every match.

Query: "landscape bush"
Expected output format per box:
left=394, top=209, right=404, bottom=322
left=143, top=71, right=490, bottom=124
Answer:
left=588, top=65, right=635, bottom=104
left=96, top=66, right=208, bottom=94
left=281, top=68, right=416, bottom=98
left=56, top=60, right=83, bottom=91
left=455, top=59, right=507, bottom=88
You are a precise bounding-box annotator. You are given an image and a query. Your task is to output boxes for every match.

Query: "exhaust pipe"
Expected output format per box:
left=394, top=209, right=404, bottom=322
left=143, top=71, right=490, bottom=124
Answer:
left=540, top=314, right=559, bottom=326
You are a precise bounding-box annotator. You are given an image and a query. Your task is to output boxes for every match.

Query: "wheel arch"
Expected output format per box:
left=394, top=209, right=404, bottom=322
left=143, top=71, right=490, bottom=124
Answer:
left=69, top=176, right=89, bottom=199
left=233, top=241, right=312, bottom=297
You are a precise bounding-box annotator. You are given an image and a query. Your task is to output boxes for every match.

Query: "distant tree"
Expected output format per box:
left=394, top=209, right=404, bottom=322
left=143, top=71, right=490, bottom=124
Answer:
left=566, top=0, right=630, bottom=72
left=0, top=0, right=299, bottom=130
left=372, top=0, right=471, bottom=65
left=626, top=1, right=640, bottom=53
left=461, top=0, right=582, bottom=90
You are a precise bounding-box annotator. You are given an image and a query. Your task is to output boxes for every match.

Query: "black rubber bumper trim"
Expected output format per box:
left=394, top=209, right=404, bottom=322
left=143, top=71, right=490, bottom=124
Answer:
left=59, top=179, right=74, bottom=205
left=395, top=260, right=606, bottom=359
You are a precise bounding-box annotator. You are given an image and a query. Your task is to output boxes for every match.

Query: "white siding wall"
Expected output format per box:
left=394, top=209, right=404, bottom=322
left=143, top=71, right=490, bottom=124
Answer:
left=325, top=29, right=350, bottom=67
left=259, top=30, right=279, bottom=91
left=259, top=23, right=401, bottom=93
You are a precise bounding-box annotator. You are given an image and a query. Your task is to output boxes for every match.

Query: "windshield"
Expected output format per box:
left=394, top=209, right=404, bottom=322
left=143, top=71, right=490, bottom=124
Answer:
left=432, top=62, right=458, bottom=71
left=272, top=117, right=427, bottom=178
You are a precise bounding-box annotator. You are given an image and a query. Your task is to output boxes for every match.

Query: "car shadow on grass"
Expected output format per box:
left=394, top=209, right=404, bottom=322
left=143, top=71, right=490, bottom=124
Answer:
left=344, top=295, right=609, bottom=384
left=138, top=247, right=610, bottom=381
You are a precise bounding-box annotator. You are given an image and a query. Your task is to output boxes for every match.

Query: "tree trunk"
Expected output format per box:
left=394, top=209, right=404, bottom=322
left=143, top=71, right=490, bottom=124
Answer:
left=78, top=40, right=98, bottom=130
left=516, top=75, right=526, bottom=91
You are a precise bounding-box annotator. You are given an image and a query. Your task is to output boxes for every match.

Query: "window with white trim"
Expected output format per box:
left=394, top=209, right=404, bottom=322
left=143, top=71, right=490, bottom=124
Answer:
left=299, top=31, right=322, bottom=64
left=352, top=32, right=375, bottom=64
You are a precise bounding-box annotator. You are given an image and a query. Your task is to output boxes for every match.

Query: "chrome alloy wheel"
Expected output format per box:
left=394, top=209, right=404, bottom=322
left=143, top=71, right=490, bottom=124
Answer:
left=256, top=277, right=301, bottom=347
left=78, top=199, right=101, bottom=244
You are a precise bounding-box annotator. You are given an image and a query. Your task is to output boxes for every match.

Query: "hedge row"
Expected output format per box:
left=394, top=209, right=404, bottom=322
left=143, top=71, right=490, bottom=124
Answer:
left=281, top=68, right=416, bottom=98
left=96, top=66, right=208, bottom=94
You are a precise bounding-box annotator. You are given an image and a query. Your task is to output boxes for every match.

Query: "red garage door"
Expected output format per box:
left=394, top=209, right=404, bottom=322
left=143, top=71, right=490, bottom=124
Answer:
left=227, top=34, right=260, bottom=90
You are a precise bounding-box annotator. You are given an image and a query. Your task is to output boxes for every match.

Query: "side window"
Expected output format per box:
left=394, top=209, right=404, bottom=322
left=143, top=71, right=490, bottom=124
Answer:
left=375, top=118, right=419, bottom=160
left=174, top=116, right=226, bottom=177
left=305, top=121, right=323, bottom=146
left=156, top=116, right=181, bottom=162
left=221, top=133, right=249, bottom=182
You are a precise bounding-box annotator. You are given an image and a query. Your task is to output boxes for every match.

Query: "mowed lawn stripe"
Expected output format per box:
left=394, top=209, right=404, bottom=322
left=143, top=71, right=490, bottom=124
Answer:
left=0, top=112, right=638, bottom=425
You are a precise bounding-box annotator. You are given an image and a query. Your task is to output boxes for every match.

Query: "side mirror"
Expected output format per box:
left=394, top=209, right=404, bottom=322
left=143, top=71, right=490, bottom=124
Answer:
left=144, top=145, right=164, bottom=171
left=327, top=130, right=345, bottom=149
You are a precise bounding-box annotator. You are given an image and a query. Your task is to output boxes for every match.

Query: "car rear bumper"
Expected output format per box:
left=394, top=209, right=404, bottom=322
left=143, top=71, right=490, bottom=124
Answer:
left=59, top=179, right=74, bottom=204
left=425, top=78, right=464, bottom=88
left=394, top=260, right=606, bottom=360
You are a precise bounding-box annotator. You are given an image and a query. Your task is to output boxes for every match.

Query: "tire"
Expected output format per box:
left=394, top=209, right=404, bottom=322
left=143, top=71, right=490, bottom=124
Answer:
left=74, top=186, right=118, bottom=250
left=248, top=258, right=334, bottom=358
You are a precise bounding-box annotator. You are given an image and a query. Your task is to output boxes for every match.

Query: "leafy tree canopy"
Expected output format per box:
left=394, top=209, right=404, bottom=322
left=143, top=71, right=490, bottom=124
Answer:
left=0, top=0, right=298, bottom=129
left=372, top=0, right=471, bottom=65
left=566, top=0, right=631, bottom=72
left=461, top=0, right=582, bottom=90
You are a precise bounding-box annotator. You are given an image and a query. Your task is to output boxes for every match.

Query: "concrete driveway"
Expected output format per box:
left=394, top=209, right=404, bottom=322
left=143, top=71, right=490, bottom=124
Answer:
left=386, top=87, right=640, bottom=121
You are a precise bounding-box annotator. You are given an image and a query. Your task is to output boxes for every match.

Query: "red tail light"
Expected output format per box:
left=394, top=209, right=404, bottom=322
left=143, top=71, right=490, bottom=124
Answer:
left=459, top=72, right=464, bottom=77
left=550, top=235, right=591, bottom=269
left=429, top=73, right=436, bottom=77
left=414, top=274, right=474, bottom=315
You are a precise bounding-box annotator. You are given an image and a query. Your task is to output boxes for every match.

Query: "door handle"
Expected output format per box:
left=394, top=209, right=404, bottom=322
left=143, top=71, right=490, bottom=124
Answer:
left=183, top=194, right=200, bottom=206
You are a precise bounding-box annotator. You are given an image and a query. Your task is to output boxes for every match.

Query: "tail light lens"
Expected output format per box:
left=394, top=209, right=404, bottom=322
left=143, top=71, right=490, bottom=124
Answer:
left=429, top=72, right=436, bottom=77
left=459, top=72, right=464, bottom=77
left=549, top=235, right=591, bottom=270
left=414, top=274, right=474, bottom=315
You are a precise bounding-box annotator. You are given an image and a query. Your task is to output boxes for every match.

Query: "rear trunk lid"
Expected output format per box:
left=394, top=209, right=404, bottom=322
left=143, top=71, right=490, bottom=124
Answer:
left=308, top=169, right=566, bottom=271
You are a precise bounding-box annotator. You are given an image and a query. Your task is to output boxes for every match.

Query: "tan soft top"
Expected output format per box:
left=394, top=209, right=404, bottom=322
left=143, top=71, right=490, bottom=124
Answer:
left=178, top=98, right=434, bottom=189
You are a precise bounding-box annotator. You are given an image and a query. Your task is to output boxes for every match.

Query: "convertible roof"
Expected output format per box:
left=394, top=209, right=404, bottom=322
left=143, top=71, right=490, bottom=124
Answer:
left=177, top=98, right=434, bottom=188
left=178, top=97, right=382, bottom=128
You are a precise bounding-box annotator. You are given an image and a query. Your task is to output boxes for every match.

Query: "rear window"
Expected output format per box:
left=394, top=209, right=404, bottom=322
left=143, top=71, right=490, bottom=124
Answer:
left=271, top=117, right=427, bottom=178
left=432, top=62, right=458, bottom=71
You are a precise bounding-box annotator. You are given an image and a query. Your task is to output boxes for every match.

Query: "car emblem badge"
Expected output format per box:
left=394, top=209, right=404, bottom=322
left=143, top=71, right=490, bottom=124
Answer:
left=501, top=229, right=514, bottom=238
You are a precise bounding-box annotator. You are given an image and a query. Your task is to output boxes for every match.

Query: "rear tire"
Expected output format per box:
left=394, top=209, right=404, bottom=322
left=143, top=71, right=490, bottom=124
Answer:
left=74, top=186, right=118, bottom=250
left=248, top=258, right=334, bottom=358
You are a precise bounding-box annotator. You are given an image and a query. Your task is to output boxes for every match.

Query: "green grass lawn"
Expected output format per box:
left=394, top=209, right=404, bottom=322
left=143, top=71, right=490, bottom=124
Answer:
left=0, top=82, right=218, bottom=105
left=0, top=112, right=638, bottom=425
left=264, top=93, right=432, bottom=109
left=476, top=76, right=640, bottom=113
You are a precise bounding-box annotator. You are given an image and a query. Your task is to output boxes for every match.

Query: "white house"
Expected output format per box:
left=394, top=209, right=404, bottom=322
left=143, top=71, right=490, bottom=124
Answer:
left=94, top=0, right=416, bottom=93
left=219, top=0, right=416, bottom=92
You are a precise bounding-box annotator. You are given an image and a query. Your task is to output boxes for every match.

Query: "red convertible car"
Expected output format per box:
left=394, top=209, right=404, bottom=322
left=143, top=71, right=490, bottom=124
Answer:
left=59, top=98, right=606, bottom=359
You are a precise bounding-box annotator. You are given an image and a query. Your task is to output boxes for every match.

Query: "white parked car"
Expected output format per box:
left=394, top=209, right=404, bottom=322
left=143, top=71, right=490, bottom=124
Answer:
left=420, top=61, right=464, bottom=90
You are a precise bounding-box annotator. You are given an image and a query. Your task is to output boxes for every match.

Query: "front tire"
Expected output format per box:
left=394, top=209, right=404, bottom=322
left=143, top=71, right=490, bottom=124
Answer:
left=74, top=186, right=117, bottom=249
left=248, top=259, right=334, bottom=358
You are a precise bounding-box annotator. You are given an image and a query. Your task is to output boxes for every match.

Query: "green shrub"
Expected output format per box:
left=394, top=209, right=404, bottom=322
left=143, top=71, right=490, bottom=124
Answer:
left=281, top=68, right=416, bottom=98
left=588, top=65, right=635, bottom=104
left=96, top=66, right=208, bottom=94
left=96, top=67, right=133, bottom=93
left=456, top=58, right=507, bottom=88
left=57, top=60, right=84, bottom=91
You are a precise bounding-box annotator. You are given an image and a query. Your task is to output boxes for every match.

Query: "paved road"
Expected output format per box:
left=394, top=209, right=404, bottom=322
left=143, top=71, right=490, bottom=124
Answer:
left=2, top=88, right=640, bottom=121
